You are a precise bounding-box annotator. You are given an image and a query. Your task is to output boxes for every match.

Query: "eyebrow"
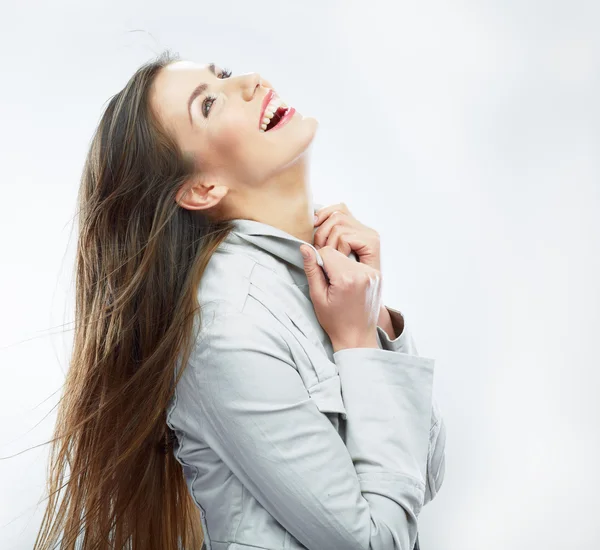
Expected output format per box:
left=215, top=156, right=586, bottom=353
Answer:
left=187, top=62, right=218, bottom=125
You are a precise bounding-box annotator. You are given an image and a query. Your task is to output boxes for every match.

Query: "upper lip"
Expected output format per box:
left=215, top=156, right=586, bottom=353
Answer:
left=259, top=89, right=276, bottom=125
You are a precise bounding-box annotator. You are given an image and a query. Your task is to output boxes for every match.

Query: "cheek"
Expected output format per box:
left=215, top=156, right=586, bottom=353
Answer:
left=210, top=112, right=258, bottom=160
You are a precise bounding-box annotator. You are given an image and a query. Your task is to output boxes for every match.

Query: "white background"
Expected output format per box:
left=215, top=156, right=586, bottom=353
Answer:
left=1, top=0, right=599, bottom=548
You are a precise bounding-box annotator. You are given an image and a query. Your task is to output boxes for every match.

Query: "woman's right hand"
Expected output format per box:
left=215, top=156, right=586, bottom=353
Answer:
left=300, top=244, right=382, bottom=352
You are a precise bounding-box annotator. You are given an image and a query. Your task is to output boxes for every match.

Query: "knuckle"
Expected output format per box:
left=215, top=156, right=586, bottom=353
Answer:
left=340, top=274, right=355, bottom=288
left=363, top=267, right=380, bottom=282
left=361, top=271, right=373, bottom=285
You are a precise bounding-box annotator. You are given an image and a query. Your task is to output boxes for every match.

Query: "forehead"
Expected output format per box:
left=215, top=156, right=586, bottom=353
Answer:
left=151, top=61, right=215, bottom=129
left=154, top=61, right=208, bottom=104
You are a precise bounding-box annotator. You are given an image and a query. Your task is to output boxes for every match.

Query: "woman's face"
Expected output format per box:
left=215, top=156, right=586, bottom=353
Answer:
left=150, top=61, right=318, bottom=213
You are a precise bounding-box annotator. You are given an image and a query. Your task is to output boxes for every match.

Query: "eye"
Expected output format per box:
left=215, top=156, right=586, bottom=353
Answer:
left=202, top=67, right=232, bottom=118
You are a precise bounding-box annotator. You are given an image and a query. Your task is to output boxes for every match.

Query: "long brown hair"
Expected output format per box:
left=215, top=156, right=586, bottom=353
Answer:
left=33, top=49, right=235, bottom=549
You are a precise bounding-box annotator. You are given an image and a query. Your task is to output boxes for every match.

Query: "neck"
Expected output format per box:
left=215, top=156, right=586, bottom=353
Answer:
left=227, top=156, right=316, bottom=245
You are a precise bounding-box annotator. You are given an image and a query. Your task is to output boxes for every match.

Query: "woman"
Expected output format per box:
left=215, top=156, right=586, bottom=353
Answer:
left=34, top=50, right=445, bottom=549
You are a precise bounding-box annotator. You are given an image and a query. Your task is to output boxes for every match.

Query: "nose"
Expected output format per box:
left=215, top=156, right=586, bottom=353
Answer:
left=230, top=73, right=273, bottom=102
left=230, top=73, right=260, bottom=102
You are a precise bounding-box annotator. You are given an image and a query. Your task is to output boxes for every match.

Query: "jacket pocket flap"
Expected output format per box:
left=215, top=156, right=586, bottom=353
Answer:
left=307, top=375, right=347, bottom=419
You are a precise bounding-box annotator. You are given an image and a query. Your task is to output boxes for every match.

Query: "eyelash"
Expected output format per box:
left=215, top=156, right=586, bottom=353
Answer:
left=202, top=68, right=233, bottom=118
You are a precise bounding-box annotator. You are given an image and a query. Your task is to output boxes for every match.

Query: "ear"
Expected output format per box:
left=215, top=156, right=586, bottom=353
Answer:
left=175, top=178, right=229, bottom=212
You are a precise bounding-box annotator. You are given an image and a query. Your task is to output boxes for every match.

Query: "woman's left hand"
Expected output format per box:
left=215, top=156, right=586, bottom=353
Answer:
left=313, top=203, right=381, bottom=273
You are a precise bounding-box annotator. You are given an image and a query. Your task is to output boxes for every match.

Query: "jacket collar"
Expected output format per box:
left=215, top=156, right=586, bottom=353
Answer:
left=226, top=202, right=359, bottom=286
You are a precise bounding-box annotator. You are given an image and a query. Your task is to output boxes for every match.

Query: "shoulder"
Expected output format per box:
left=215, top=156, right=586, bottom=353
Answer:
left=197, top=246, right=258, bottom=317
left=192, top=309, right=295, bottom=369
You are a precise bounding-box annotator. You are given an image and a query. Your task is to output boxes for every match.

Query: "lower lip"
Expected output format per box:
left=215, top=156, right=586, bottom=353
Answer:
left=264, top=107, right=296, bottom=133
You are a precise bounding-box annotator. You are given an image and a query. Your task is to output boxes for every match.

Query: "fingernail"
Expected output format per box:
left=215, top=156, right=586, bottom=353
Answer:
left=313, top=215, right=319, bottom=224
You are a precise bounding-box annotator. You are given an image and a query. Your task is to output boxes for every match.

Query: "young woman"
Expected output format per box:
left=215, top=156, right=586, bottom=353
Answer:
left=34, top=50, right=445, bottom=550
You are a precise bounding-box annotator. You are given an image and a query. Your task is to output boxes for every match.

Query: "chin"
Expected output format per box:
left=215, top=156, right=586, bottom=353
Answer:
left=304, top=115, right=319, bottom=131
left=297, top=117, right=319, bottom=146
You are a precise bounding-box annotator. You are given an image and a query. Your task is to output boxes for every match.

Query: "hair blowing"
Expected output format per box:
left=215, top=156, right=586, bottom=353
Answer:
left=32, top=50, right=235, bottom=549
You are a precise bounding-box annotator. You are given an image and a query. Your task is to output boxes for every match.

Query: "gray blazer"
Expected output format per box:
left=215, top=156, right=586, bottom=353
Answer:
left=166, top=203, right=446, bottom=550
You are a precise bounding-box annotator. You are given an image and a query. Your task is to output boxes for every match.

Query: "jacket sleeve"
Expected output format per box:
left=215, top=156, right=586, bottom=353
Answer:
left=376, top=305, right=447, bottom=505
left=191, top=311, right=435, bottom=550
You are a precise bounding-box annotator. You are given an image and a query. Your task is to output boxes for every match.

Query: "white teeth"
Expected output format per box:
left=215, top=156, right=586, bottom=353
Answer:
left=259, top=94, right=289, bottom=132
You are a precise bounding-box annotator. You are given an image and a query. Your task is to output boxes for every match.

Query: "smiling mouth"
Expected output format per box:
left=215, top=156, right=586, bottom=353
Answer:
left=259, top=89, right=294, bottom=132
left=262, top=106, right=290, bottom=132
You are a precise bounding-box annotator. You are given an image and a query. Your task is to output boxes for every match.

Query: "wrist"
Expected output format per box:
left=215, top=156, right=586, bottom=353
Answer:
left=332, top=333, right=379, bottom=352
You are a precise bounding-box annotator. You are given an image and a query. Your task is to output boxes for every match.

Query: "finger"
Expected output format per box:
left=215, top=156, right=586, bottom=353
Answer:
left=313, top=211, right=349, bottom=249
left=316, top=245, right=350, bottom=285
left=300, top=245, right=328, bottom=300
left=324, top=225, right=340, bottom=250
left=314, top=202, right=351, bottom=226
left=336, top=234, right=354, bottom=257
left=325, top=226, right=352, bottom=257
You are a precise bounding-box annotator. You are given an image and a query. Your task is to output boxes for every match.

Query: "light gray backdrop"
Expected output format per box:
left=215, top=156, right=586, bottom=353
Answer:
left=1, top=0, right=598, bottom=548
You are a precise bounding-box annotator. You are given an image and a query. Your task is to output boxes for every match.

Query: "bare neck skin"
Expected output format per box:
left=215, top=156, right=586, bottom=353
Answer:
left=219, top=156, right=316, bottom=246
